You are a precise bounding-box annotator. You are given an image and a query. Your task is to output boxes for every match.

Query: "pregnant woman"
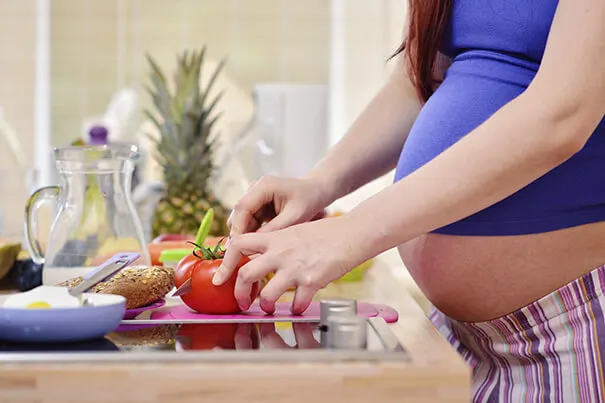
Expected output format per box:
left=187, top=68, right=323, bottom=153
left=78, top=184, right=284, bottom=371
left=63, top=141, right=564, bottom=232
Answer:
left=214, top=1, right=605, bottom=401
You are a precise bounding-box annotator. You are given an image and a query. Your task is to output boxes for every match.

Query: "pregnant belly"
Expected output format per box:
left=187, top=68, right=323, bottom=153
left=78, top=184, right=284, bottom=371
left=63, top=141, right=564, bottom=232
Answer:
left=394, top=54, right=605, bottom=320
left=399, top=221, right=605, bottom=322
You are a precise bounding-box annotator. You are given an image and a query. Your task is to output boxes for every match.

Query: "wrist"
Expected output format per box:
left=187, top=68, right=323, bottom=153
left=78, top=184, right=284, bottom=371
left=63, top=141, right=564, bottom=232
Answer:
left=330, top=213, right=375, bottom=270
left=304, top=168, right=351, bottom=207
left=346, top=198, right=399, bottom=260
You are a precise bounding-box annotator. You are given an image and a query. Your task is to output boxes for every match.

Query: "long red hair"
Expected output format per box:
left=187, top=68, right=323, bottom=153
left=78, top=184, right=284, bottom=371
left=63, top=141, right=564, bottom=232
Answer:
left=391, top=0, right=453, bottom=103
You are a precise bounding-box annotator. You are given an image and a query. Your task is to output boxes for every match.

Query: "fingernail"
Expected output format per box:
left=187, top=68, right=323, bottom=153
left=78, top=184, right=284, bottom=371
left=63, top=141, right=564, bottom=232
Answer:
left=239, top=297, right=251, bottom=312
left=227, top=211, right=233, bottom=226
left=260, top=301, right=275, bottom=315
left=212, top=267, right=225, bottom=285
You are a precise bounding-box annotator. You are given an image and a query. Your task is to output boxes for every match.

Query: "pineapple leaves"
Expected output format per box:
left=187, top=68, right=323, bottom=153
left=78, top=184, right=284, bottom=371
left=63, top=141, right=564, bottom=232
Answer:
left=199, top=58, right=227, bottom=114
left=143, top=47, right=227, bottom=190
left=203, top=113, right=222, bottom=144
left=146, top=54, right=168, bottom=85
left=145, top=54, right=172, bottom=117
left=143, top=109, right=163, bottom=132
left=206, top=91, right=225, bottom=117
left=194, top=91, right=224, bottom=140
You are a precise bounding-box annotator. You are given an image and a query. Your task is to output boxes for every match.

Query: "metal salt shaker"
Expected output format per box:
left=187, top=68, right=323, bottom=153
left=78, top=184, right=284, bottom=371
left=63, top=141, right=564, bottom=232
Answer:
left=318, top=298, right=358, bottom=346
left=325, top=315, right=368, bottom=350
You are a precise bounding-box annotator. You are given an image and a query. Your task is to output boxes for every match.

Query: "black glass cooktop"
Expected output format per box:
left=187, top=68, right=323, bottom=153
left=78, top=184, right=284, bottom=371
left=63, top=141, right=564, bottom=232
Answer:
left=0, top=321, right=398, bottom=353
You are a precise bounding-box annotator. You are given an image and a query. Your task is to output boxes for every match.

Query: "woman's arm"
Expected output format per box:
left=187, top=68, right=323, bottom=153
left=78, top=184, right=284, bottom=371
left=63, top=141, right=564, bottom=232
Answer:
left=307, top=55, right=423, bottom=204
left=226, top=54, right=430, bottom=237
left=215, top=2, right=605, bottom=315
left=351, top=0, right=605, bottom=261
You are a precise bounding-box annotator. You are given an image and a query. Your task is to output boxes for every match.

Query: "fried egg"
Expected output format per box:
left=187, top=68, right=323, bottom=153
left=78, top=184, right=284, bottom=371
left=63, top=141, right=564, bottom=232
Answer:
left=3, top=286, right=83, bottom=309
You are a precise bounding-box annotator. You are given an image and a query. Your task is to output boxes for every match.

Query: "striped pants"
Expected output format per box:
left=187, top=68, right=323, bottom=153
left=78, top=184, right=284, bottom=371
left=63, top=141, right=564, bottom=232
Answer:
left=430, top=264, right=605, bottom=403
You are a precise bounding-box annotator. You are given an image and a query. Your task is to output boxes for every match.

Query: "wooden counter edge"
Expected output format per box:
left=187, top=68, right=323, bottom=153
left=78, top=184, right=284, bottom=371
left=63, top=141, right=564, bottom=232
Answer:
left=0, top=254, right=471, bottom=403
left=0, top=360, right=470, bottom=403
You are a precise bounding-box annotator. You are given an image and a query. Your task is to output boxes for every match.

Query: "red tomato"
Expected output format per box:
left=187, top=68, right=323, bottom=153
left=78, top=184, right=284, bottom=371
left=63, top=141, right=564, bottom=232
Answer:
left=177, top=323, right=237, bottom=350
left=174, top=252, right=258, bottom=315
left=177, top=323, right=260, bottom=350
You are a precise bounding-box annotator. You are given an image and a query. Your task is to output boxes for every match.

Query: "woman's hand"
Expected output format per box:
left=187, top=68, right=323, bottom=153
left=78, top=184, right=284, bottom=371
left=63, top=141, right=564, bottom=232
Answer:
left=259, top=322, right=321, bottom=349
left=212, top=214, right=364, bottom=314
left=228, top=175, right=334, bottom=237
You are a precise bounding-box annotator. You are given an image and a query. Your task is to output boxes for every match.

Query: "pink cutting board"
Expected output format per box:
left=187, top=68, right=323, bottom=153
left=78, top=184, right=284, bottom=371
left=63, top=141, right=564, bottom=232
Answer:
left=148, top=301, right=399, bottom=323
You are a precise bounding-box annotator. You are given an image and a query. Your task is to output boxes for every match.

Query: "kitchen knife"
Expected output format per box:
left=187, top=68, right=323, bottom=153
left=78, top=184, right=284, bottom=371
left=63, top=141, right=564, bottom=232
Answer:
left=171, top=277, right=192, bottom=297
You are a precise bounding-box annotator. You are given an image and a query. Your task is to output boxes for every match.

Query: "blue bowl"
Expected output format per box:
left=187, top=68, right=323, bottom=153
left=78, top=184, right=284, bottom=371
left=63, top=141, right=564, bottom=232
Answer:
left=0, top=292, right=126, bottom=343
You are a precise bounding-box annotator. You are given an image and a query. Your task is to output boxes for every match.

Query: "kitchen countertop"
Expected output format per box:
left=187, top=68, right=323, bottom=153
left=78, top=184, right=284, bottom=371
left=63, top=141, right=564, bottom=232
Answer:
left=0, top=253, right=470, bottom=403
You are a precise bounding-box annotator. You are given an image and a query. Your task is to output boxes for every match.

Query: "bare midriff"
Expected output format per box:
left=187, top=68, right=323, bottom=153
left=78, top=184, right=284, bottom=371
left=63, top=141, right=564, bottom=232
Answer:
left=398, top=220, right=605, bottom=322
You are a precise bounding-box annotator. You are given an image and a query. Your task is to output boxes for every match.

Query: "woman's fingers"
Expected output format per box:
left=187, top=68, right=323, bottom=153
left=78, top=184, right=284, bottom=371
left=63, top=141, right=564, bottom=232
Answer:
left=292, top=285, right=317, bottom=315
left=259, top=323, right=320, bottom=349
left=258, top=272, right=297, bottom=314
left=310, top=209, right=327, bottom=221
left=229, top=206, right=263, bottom=237
left=234, top=323, right=256, bottom=350
left=229, top=177, right=277, bottom=236
left=234, top=255, right=276, bottom=311
left=212, top=233, right=267, bottom=286
left=259, top=323, right=290, bottom=349
left=256, top=205, right=304, bottom=233
left=293, top=323, right=321, bottom=349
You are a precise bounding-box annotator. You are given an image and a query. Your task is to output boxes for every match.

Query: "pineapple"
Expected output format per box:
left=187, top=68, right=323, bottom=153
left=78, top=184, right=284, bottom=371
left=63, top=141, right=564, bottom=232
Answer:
left=145, top=48, right=230, bottom=238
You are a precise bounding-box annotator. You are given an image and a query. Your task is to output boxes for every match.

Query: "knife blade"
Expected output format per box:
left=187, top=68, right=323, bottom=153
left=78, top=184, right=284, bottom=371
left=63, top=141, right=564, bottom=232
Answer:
left=171, top=277, right=192, bottom=297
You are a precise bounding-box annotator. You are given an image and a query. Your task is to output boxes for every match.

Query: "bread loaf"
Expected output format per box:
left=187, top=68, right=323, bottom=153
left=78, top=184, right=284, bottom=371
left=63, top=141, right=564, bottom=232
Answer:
left=58, top=266, right=174, bottom=309
left=106, top=324, right=180, bottom=349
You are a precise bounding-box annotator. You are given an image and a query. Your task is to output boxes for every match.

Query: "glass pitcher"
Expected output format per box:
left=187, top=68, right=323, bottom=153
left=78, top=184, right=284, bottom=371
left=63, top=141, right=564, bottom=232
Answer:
left=24, top=144, right=151, bottom=285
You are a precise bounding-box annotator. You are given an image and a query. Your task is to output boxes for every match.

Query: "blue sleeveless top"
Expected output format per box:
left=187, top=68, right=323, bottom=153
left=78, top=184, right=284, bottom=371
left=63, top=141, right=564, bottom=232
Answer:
left=394, top=0, right=605, bottom=236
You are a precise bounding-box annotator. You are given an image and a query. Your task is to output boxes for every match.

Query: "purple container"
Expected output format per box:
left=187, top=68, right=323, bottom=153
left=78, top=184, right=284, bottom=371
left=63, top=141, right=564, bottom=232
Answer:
left=88, top=125, right=109, bottom=145
left=123, top=298, right=166, bottom=320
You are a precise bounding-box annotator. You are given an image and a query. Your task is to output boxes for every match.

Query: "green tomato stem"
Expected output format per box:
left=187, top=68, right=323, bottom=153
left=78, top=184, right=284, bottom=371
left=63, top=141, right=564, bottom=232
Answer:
left=189, top=237, right=227, bottom=261
left=194, top=208, right=214, bottom=247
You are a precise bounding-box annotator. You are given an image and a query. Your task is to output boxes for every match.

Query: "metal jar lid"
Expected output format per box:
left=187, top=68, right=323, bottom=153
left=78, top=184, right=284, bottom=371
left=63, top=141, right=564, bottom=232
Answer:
left=325, top=315, right=368, bottom=350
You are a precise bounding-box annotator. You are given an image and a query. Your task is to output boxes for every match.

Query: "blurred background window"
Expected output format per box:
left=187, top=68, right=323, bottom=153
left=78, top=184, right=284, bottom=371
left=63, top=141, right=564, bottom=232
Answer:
left=0, top=0, right=406, bottom=240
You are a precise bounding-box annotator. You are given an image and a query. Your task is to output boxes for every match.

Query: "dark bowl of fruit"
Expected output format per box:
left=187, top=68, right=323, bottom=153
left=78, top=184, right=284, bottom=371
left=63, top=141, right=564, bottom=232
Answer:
left=0, top=240, right=22, bottom=284
left=7, top=250, right=43, bottom=292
